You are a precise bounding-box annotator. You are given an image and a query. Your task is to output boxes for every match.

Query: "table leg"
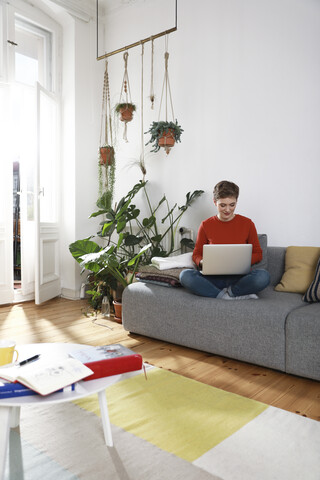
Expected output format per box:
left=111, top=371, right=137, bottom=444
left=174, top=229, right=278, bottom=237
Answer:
left=10, top=406, right=20, bottom=428
left=98, top=390, right=113, bottom=447
left=0, top=406, right=11, bottom=480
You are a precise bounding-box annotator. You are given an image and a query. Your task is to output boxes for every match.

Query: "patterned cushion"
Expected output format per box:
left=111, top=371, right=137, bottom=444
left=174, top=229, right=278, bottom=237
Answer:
left=303, top=256, right=320, bottom=302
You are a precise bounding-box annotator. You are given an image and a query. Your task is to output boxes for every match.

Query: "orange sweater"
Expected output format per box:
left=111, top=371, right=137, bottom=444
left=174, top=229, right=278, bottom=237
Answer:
left=192, top=214, right=262, bottom=267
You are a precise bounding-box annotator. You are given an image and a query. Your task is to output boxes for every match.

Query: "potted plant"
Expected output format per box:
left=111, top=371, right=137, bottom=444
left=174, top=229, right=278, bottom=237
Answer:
left=69, top=238, right=151, bottom=323
left=69, top=181, right=203, bottom=320
left=115, top=103, right=136, bottom=123
left=99, top=145, right=115, bottom=166
left=145, top=120, right=183, bottom=154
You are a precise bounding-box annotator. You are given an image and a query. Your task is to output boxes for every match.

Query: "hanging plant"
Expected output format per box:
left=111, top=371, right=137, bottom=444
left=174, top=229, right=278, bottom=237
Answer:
left=115, top=102, right=136, bottom=123
left=145, top=120, right=183, bottom=153
left=117, top=51, right=135, bottom=142
left=98, top=161, right=116, bottom=212
left=145, top=40, right=182, bottom=155
left=99, top=60, right=116, bottom=210
left=99, top=145, right=115, bottom=166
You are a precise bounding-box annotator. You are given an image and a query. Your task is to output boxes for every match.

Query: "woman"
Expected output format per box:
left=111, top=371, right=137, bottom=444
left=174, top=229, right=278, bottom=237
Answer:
left=180, top=180, right=270, bottom=299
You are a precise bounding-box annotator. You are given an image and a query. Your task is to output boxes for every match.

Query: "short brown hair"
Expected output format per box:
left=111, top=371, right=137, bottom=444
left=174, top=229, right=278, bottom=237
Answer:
left=213, top=181, right=239, bottom=201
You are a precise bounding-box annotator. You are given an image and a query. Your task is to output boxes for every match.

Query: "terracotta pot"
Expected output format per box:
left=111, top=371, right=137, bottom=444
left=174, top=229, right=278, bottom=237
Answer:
left=119, top=106, right=134, bottom=122
left=113, top=300, right=122, bottom=324
left=158, top=129, right=175, bottom=153
left=99, top=146, right=115, bottom=166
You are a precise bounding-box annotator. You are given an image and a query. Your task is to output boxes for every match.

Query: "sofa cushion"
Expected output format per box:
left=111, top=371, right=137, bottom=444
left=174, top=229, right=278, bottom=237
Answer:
left=303, top=256, right=320, bottom=303
left=267, top=247, right=286, bottom=286
left=275, top=246, right=320, bottom=294
left=252, top=234, right=268, bottom=270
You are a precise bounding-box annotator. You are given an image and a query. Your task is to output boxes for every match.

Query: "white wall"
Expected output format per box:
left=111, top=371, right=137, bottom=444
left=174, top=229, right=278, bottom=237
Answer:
left=59, top=14, right=104, bottom=298
left=102, top=0, right=320, bottom=247
left=57, top=0, right=320, bottom=298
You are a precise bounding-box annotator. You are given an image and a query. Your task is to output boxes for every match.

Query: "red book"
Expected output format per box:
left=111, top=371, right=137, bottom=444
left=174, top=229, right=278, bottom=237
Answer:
left=69, top=344, right=143, bottom=381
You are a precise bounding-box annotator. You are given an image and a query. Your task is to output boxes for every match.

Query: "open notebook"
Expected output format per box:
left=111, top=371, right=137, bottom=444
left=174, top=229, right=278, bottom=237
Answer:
left=0, top=356, right=93, bottom=396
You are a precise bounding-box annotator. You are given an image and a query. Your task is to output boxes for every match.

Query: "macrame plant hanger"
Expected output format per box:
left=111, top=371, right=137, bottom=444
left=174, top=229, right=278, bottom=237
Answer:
left=149, top=37, right=155, bottom=109
left=118, top=51, right=134, bottom=142
left=139, top=42, right=146, bottom=180
left=100, top=60, right=113, bottom=153
left=158, top=35, right=175, bottom=154
left=99, top=60, right=115, bottom=208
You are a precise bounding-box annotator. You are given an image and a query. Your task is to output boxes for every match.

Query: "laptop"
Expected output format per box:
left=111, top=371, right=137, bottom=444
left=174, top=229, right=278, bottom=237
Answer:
left=201, top=244, right=252, bottom=275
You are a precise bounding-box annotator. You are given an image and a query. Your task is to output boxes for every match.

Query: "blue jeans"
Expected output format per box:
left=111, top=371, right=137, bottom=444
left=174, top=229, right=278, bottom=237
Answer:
left=179, top=268, right=270, bottom=298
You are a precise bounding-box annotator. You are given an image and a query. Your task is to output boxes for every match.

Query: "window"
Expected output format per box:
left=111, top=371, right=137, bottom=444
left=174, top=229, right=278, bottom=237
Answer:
left=14, top=16, right=53, bottom=91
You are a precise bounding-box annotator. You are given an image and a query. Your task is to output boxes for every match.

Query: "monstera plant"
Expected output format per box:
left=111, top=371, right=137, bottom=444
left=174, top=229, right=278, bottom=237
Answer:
left=70, top=181, right=203, bottom=315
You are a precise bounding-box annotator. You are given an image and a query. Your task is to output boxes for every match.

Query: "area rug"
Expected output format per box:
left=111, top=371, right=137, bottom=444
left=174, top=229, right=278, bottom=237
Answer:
left=5, top=367, right=320, bottom=480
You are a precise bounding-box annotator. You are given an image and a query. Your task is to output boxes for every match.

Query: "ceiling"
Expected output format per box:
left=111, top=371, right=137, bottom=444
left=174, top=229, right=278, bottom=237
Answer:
left=43, top=0, right=146, bottom=21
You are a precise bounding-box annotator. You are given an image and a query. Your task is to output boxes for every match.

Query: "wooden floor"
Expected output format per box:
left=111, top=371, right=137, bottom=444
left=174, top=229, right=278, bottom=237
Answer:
left=1, top=297, right=319, bottom=421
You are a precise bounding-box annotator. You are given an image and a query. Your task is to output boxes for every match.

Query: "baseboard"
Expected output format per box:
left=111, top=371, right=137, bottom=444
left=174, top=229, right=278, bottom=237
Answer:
left=61, top=288, right=80, bottom=300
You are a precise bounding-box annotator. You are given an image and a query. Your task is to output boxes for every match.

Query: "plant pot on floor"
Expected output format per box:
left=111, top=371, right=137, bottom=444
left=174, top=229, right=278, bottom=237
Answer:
left=113, top=300, right=122, bottom=323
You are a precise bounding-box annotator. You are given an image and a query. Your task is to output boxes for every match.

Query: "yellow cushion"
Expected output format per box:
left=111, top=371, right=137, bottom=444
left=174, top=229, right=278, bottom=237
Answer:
left=275, top=246, right=320, bottom=294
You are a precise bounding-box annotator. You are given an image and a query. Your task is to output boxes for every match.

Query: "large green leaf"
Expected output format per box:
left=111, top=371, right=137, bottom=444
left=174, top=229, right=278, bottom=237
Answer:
left=117, top=218, right=127, bottom=233
left=127, top=243, right=152, bottom=266
left=124, top=235, right=142, bottom=246
left=179, top=190, right=204, bottom=212
left=89, top=210, right=107, bottom=219
left=126, top=180, right=147, bottom=199
left=79, top=246, right=115, bottom=273
left=150, top=246, right=167, bottom=257
left=142, top=215, right=156, bottom=228
left=96, top=192, right=112, bottom=211
left=151, top=234, right=162, bottom=243
left=69, top=239, right=101, bottom=262
left=80, top=246, right=113, bottom=264
left=116, top=199, right=131, bottom=219
left=117, top=233, right=124, bottom=249
left=102, top=221, right=115, bottom=236
left=129, top=208, right=140, bottom=219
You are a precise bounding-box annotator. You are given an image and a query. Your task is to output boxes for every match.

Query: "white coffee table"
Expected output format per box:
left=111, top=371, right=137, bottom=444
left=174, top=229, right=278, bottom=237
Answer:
left=0, top=343, right=142, bottom=480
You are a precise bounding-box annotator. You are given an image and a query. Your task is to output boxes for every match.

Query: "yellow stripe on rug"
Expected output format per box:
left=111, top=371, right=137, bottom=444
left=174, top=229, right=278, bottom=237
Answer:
left=75, top=368, right=268, bottom=462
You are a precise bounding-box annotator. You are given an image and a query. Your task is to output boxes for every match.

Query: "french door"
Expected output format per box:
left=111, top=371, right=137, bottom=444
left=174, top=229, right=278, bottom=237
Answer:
left=0, top=82, right=61, bottom=305
left=34, top=83, right=61, bottom=304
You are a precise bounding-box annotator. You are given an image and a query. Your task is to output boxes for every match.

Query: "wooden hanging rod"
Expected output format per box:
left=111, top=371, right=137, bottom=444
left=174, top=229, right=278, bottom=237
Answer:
left=96, top=0, right=178, bottom=60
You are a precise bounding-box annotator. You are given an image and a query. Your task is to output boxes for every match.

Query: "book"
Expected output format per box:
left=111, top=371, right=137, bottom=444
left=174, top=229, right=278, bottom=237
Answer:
left=0, top=356, right=93, bottom=396
left=0, top=380, right=67, bottom=399
left=0, top=381, right=38, bottom=398
left=69, top=344, right=143, bottom=381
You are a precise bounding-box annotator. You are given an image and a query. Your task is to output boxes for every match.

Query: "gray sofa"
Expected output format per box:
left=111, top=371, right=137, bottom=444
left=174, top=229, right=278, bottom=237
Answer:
left=122, top=246, right=320, bottom=382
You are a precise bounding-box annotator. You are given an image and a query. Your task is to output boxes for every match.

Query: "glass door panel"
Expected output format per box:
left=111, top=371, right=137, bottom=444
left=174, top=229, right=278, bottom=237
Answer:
left=0, top=85, right=14, bottom=304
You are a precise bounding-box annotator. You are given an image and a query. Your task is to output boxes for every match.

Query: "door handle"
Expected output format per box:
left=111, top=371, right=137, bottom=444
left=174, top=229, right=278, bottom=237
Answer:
left=17, top=190, right=35, bottom=196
